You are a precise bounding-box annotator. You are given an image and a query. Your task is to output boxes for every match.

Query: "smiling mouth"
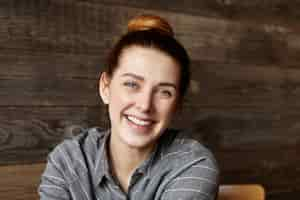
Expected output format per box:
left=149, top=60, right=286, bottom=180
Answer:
left=125, top=115, right=154, bottom=127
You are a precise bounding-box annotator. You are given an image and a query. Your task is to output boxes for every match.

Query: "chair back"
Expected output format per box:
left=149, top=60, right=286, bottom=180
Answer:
left=218, top=184, right=265, bottom=200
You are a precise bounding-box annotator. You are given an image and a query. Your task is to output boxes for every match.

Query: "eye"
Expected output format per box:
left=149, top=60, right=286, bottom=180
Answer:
left=123, top=81, right=139, bottom=89
left=159, top=90, right=173, bottom=98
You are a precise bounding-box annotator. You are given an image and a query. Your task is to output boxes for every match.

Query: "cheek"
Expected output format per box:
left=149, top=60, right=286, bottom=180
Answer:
left=109, top=85, right=133, bottom=113
left=156, top=100, right=177, bottom=117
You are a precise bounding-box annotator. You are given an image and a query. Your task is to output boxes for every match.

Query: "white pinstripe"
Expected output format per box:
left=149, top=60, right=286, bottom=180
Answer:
left=57, top=146, right=76, bottom=176
left=192, top=164, right=219, bottom=173
left=43, top=175, right=65, bottom=184
left=170, top=176, right=218, bottom=185
left=161, top=150, right=192, bottom=161
left=163, top=188, right=211, bottom=198
left=39, top=184, right=66, bottom=191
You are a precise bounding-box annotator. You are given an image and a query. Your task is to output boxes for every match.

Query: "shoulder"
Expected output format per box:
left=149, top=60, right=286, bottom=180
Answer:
left=159, top=129, right=219, bottom=171
left=49, top=127, right=105, bottom=159
left=47, top=127, right=106, bottom=178
left=157, top=129, right=219, bottom=199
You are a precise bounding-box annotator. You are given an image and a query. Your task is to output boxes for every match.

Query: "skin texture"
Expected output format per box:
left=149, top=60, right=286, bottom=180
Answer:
left=99, top=46, right=181, bottom=192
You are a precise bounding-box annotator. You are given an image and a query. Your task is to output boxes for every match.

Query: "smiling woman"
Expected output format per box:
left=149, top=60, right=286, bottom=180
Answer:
left=38, top=15, right=219, bottom=200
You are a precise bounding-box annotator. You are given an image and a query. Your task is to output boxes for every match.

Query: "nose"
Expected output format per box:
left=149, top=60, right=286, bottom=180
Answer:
left=136, top=89, right=153, bottom=113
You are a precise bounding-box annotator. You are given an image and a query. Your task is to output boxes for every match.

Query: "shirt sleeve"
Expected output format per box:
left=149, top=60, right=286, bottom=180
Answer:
left=38, top=149, right=71, bottom=200
left=160, top=156, right=219, bottom=200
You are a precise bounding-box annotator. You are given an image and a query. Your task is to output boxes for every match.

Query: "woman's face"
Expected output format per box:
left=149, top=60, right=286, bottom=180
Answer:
left=100, top=46, right=180, bottom=152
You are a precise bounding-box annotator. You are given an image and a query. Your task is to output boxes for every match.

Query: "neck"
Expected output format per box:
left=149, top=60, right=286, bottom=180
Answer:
left=108, top=133, right=154, bottom=192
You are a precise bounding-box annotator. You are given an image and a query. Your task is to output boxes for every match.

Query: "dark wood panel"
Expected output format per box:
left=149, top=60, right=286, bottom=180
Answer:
left=0, top=1, right=299, bottom=65
left=0, top=77, right=101, bottom=106
left=3, top=0, right=300, bottom=27
left=97, top=0, right=300, bottom=28
left=174, top=106, right=299, bottom=150
left=0, top=106, right=108, bottom=165
left=186, top=62, right=300, bottom=109
left=267, top=190, right=300, bottom=200
left=0, top=106, right=107, bottom=122
left=0, top=53, right=103, bottom=79
left=218, top=148, right=299, bottom=174
left=0, top=0, right=111, bottom=55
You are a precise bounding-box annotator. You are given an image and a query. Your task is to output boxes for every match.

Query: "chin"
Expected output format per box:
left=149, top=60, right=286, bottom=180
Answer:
left=123, top=126, right=168, bottom=150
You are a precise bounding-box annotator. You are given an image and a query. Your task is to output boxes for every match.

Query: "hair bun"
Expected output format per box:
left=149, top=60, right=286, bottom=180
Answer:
left=127, top=15, right=174, bottom=37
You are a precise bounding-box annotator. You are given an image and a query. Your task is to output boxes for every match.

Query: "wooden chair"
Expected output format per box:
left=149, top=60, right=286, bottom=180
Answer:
left=218, top=184, right=265, bottom=200
left=0, top=163, right=265, bottom=200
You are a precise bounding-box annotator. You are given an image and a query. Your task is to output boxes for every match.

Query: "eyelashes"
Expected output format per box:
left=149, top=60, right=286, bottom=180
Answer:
left=122, top=80, right=175, bottom=98
left=160, top=90, right=172, bottom=98
left=123, top=81, right=139, bottom=89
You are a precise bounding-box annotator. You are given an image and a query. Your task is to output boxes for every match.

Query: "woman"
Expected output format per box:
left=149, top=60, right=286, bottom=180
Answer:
left=39, top=15, right=219, bottom=200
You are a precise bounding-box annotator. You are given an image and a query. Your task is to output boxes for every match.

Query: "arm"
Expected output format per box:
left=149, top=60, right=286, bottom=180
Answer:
left=160, top=157, right=219, bottom=200
left=38, top=150, right=71, bottom=200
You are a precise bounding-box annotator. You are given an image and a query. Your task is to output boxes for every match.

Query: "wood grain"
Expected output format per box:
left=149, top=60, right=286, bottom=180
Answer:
left=0, top=53, right=103, bottom=79
left=0, top=1, right=299, bottom=199
left=0, top=106, right=108, bottom=165
left=96, top=0, right=300, bottom=26
left=0, top=1, right=299, bottom=65
left=0, top=163, right=45, bottom=200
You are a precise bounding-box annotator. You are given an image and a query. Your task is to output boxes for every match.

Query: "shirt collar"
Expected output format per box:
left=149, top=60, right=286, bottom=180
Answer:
left=94, top=129, right=111, bottom=186
left=135, top=144, right=159, bottom=176
left=93, top=129, right=162, bottom=185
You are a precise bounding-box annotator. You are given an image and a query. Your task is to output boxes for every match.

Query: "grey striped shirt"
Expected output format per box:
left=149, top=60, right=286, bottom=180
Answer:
left=39, top=128, right=219, bottom=200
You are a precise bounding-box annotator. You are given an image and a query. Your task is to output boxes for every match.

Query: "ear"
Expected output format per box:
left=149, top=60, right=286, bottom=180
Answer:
left=98, top=72, right=111, bottom=105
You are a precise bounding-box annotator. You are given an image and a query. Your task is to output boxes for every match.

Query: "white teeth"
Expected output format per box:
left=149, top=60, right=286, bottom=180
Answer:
left=127, top=115, right=152, bottom=126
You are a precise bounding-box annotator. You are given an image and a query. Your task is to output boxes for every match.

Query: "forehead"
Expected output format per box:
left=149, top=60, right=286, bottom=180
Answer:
left=114, top=46, right=180, bottom=84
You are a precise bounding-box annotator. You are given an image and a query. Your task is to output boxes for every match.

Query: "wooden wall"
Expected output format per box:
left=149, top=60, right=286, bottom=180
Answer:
left=0, top=0, right=300, bottom=199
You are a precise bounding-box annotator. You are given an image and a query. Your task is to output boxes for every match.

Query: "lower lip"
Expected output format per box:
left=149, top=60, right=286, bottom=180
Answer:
left=125, top=115, right=154, bottom=133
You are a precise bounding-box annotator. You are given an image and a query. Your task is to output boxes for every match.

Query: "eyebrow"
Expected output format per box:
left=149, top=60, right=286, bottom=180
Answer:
left=121, top=73, right=144, bottom=81
left=121, top=73, right=177, bottom=90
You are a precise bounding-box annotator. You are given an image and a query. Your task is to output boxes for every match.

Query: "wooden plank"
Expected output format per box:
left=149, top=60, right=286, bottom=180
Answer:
left=0, top=77, right=101, bottom=106
left=173, top=106, right=300, bottom=150
left=0, top=1, right=299, bottom=65
left=0, top=106, right=107, bottom=122
left=0, top=106, right=108, bottom=165
left=96, top=0, right=300, bottom=27
left=3, top=0, right=300, bottom=27
left=267, top=190, right=300, bottom=200
left=0, top=0, right=110, bottom=55
left=218, top=148, right=299, bottom=173
left=0, top=163, right=45, bottom=200
left=185, top=61, right=300, bottom=109
left=0, top=53, right=103, bottom=79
